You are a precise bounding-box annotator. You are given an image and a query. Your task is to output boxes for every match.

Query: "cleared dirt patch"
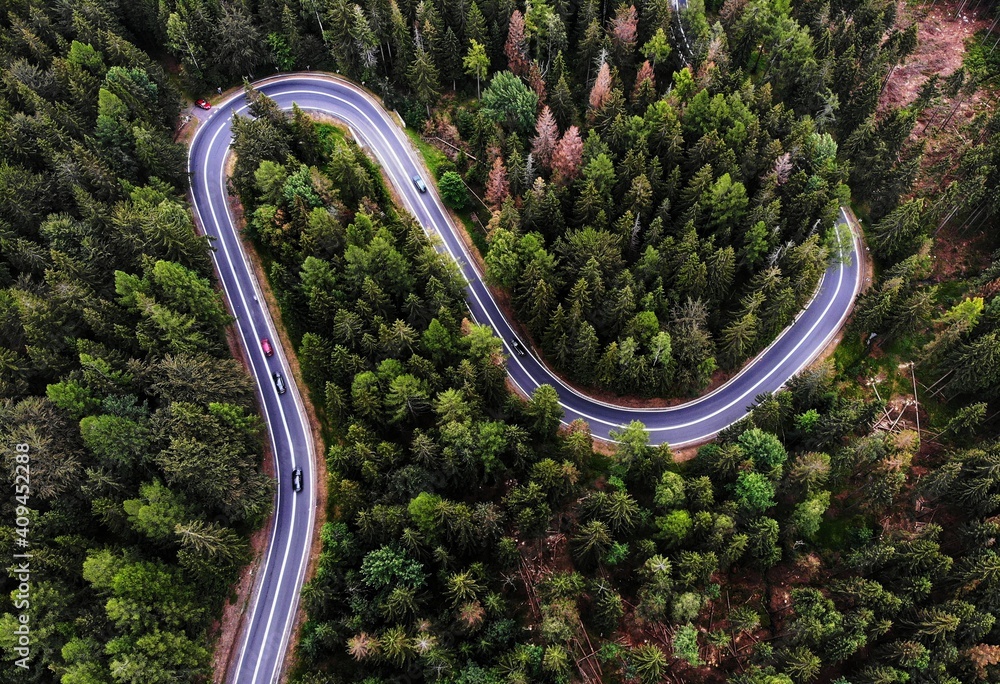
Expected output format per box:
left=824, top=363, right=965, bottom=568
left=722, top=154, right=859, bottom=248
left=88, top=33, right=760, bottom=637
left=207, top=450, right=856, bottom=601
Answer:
left=879, top=1, right=997, bottom=289
left=931, top=221, right=994, bottom=281
left=879, top=1, right=988, bottom=115
left=879, top=2, right=995, bottom=182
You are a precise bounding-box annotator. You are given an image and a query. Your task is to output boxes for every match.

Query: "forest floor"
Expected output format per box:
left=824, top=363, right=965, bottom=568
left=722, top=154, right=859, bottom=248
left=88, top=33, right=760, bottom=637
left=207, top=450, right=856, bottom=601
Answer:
left=881, top=0, right=997, bottom=281
left=879, top=0, right=987, bottom=117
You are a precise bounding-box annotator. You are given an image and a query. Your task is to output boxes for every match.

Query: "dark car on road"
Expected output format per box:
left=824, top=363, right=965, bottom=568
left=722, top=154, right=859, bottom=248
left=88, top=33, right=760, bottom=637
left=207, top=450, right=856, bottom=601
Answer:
left=272, top=372, right=286, bottom=394
left=412, top=175, right=427, bottom=193
left=511, top=338, right=527, bottom=356
left=291, top=468, right=303, bottom=492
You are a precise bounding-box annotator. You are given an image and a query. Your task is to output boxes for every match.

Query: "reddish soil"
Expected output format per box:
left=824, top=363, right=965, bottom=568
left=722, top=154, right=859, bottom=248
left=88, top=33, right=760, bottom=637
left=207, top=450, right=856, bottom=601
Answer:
left=878, top=1, right=988, bottom=116
left=883, top=0, right=996, bottom=138
left=880, top=1, right=998, bottom=276
left=174, top=113, right=199, bottom=144
left=930, top=220, right=994, bottom=281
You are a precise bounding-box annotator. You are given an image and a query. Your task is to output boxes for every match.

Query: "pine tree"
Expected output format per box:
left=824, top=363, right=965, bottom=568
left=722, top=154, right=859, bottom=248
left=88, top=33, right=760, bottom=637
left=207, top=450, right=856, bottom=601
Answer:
left=521, top=277, right=557, bottom=335
left=671, top=625, right=701, bottom=667
left=446, top=571, right=484, bottom=606
left=632, top=59, right=656, bottom=104
left=291, top=104, right=321, bottom=166
left=591, top=583, right=625, bottom=634
left=572, top=520, right=612, bottom=563
left=551, top=125, right=583, bottom=185
left=572, top=321, right=601, bottom=381
left=642, top=27, right=672, bottom=68
left=869, top=197, right=926, bottom=261
left=589, top=62, right=612, bottom=111
left=466, top=2, right=487, bottom=45
left=719, top=312, right=758, bottom=369
left=609, top=4, right=639, bottom=67
left=545, top=305, right=572, bottom=367
left=328, top=0, right=359, bottom=76
left=505, top=9, right=529, bottom=77
left=485, top=157, right=510, bottom=207
left=531, top=106, right=559, bottom=170
left=549, top=73, right=577, bottom=129
left=408, top=45, right=440, bottom=117
left=439, top=26, right=463, bottom=90
left=347, top=632, right=381, bottom=660
left=784, top=646, right=822, bottom=682
left=166, top=13, right=204, bottom=74
left=481, top=71, right=539, bottom=133
left=633, top=644, right=669, bottom=683
left=944, top=331, right=1000, bottom=400
left=911, top=607, right=961, bottom=644
left=528, top=61, right=548, bottom=104
left=463, top=39, right=489, bottom=98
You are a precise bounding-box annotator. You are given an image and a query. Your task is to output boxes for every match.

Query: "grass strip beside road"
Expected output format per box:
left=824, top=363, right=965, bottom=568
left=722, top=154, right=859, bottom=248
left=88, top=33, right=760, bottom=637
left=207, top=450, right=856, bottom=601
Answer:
left=404, top=128, right=490, bottom=256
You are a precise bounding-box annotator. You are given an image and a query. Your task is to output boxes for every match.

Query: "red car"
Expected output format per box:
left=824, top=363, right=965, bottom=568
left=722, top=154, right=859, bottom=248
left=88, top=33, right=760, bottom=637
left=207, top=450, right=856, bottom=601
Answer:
left=195, top=98, right=211, bottom=110
left=261, top=338, right=273, bottom=357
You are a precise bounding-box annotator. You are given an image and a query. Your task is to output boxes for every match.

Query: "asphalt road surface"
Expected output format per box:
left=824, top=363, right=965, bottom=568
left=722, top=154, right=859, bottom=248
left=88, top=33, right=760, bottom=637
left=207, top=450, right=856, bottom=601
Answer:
left=187, top=73, right=863, bottom=683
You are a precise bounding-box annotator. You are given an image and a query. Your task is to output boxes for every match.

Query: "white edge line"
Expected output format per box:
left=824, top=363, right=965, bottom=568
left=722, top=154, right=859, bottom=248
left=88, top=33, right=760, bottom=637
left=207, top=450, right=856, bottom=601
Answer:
left=188, top=74, right=863, bottom=684
left=190, top=97, right=315, bottom=684
left=252, top=77, right=863, bottom=445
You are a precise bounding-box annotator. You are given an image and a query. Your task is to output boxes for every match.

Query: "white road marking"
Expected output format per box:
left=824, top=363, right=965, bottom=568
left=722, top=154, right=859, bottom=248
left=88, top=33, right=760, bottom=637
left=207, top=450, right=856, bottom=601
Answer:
left=189, top=100, right=316, bottom=684
left=255, top=80, right=862, bottom=442
left=188, top=74, right=863, bottom=684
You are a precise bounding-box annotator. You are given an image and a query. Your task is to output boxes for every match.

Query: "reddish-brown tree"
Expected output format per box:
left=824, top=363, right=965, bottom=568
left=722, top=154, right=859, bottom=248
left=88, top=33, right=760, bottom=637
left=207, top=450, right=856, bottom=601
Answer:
left=485, top=156, right=511, bottom=207
left=527, top=61, right=547, bottom=104
left=504, top=10, right=529, bottom=78
left=532, top=106, right=559, bottom=170
left=589, top=62, right=612, bottom=111
left=551, top=125, right=583, bottom=186
left=633, top=60, right=655, bottom=100
left=610, top=4, right=639, bottom=55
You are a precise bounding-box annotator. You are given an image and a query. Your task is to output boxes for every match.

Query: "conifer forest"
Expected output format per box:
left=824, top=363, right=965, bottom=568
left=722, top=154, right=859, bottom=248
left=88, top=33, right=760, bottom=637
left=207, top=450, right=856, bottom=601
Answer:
left=2, top=0, right=1000, bottom=683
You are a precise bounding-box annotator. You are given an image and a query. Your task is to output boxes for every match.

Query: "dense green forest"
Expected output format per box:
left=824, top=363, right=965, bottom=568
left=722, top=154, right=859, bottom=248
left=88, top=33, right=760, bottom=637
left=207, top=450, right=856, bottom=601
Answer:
left=130, top=0, right=926, bottom=396
left=225, top=87, right=1000, bottom=683
left=3, top=0, right=1000, bottom=683
left=0, top=2, right=272, bottom=683
left=49, top=1, right=991, bottom=399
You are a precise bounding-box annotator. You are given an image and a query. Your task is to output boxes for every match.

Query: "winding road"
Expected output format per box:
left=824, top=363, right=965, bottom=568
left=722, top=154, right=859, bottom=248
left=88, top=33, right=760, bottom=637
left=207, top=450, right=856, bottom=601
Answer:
left=187, top=73, right=863, bottom=683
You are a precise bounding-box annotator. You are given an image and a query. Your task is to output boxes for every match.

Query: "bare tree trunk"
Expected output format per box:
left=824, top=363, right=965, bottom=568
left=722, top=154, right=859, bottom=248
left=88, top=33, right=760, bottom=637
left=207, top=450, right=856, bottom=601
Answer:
left=183, top=35, right=201, bottom=72
left=937, top=92, right=967, bottom=131
left=880, top=64, right=897, bottom=95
